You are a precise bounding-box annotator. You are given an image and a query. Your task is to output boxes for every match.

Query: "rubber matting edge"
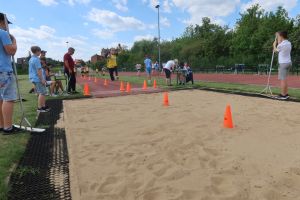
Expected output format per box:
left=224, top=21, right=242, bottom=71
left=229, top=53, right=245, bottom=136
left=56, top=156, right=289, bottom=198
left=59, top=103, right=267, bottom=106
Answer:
left=8, top=99, right=72, bottom=200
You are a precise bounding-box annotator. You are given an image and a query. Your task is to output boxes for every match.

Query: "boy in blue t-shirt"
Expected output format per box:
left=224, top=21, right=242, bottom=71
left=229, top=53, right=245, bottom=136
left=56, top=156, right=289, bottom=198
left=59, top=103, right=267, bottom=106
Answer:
left=29, top=46, right=50, bottom=112
left=144, top=55, right=152, bottom=84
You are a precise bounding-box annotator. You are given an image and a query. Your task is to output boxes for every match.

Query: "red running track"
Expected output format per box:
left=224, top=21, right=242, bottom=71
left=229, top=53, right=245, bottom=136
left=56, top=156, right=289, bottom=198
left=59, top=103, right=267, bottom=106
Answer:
left=77, top=76, right=163, bottom=98
left=120, top=72, right=300, bottom=88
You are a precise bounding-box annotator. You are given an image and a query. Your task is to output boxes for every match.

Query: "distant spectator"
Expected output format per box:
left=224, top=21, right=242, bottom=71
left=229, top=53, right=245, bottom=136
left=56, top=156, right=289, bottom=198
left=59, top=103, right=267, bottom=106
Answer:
left=136, top=64, right=142, bottom=76
left=64, top=47, right=77, bottom=94
left=144, top=55, right=152, bottom=84
left=29, top=46, right=50, bottom=112
left=0, top=12, right=22, bottom=134
left=153, top=61, right=159, bottom=74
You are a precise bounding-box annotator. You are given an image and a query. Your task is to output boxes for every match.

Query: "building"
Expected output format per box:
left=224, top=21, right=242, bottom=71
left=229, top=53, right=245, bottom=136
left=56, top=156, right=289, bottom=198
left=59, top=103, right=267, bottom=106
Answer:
left=17, top=57, right=28, bottom=69
left=91, top=54, right=104, bottom=64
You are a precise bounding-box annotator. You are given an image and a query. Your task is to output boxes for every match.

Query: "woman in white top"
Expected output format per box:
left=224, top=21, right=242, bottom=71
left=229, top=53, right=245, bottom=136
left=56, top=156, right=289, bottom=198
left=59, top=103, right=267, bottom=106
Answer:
left=273, top=31, right=292, bottom=100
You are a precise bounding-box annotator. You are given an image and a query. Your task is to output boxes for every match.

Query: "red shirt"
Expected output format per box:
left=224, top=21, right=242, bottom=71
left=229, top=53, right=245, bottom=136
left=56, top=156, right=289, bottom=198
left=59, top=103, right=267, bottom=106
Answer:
left=64, top=53, right=75, bottom=71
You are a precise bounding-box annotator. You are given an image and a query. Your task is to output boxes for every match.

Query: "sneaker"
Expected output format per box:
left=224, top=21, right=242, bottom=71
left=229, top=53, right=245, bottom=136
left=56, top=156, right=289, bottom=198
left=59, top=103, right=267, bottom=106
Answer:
left=29, top=88, right=35, bottom=94
left=276, top=94, right=289, bottom=100
left=51, top=94, right=58, bottom=97
left=3, top=125, right=22, bottom=135
left=43, top=106, right=51, bottom=111
left=37, top=107, right=50, bottom=113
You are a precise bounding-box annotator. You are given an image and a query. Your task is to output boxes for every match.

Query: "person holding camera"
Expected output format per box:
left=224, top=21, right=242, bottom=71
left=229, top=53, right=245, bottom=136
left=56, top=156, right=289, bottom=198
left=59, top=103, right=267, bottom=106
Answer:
left=273, top=31, right=292, bottom=100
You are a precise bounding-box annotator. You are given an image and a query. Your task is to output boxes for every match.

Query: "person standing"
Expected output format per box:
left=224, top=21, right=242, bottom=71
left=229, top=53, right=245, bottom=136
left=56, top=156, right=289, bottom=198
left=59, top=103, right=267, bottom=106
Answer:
left=0, top=13, right=21, bottom=134
left=29, top=46, right=50, bottom=113
left=64, top=47, right=77, bottom=94
left=273, top=31, right=292, bottom=100
left=144, top=55, right=152, bottom=84
left=163, top=59, right=178, bottom=86
left=106, top=48, right=118, bottom=81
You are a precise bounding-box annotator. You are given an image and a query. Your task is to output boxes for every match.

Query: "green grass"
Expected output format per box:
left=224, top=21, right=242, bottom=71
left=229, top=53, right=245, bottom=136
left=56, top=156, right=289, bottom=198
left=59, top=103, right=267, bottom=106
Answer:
left=0, top=75, right=84, bottom=200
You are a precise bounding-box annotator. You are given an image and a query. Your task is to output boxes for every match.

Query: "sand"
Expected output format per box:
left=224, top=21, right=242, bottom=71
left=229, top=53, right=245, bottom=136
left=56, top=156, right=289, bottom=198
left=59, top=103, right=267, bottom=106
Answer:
left=63, top=90, right=300, bottom=200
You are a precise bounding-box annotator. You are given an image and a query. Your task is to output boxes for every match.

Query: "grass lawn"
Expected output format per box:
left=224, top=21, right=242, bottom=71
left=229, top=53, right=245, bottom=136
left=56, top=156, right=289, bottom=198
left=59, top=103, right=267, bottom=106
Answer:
left=0, top=75, right=83, bottom=200
left=115, top=74, right=300, bottom=100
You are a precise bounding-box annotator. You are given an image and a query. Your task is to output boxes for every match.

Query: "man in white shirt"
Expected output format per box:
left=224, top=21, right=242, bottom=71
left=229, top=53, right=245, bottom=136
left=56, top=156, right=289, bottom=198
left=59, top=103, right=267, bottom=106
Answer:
left=163, top=59, right=178, bottom=86
left=273, top=31, right=292, bottom=100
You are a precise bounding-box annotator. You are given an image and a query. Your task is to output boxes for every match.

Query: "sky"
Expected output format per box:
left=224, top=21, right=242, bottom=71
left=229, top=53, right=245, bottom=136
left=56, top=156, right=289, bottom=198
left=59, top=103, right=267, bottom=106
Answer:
left=1, top=0, right=299, bottom=61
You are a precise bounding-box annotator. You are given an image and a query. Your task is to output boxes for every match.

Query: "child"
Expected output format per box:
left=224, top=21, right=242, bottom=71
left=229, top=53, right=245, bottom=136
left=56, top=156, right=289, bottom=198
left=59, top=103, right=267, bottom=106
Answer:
left=144, top=55, right=152, bottom=84
left=29, top=46, right=50, bottom=112
left=40, top=57, right=56, bottom=97
left=106, top=48, right=118, bottom=81
left=163, top=59, right=178, bottom=86
left=136, top=64, right=141, bottom=76
left=273, top=31, right=292, bottom=100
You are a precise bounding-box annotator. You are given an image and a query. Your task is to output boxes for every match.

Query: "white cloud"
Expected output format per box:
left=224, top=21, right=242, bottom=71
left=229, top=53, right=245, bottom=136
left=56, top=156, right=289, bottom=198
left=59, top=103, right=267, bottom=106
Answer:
left=134, top=34, right=155, bottom=41
left=92, top=29, right=115, bottom=39
left=67, top=0, right=91, bottom=6
left=112, top=0, right=128, bottom=12
left=87, top=8, right=147, bottom=38
left=241, top=0, right=298, bottom=12
left=161, top=16, right=170, bottom=27
left=172, top=0, right=240, bottom=25
left=10, top=25, right=91, bottom=60
left=37, top=0, right=58, bottom=6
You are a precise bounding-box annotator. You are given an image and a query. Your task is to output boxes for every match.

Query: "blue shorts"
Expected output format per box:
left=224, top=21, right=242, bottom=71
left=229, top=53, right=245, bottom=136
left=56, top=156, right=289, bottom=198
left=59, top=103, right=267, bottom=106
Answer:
left=33, top=82, right=47, bottom=95
left=146, top=67, right=152, bottom=75
left=0, top=71, right=17, bottom=101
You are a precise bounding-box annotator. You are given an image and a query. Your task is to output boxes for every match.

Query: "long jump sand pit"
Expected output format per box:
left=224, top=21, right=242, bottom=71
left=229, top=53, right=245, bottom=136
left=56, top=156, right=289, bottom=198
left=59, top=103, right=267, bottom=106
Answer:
left=63, top=90, right=300, bottom=200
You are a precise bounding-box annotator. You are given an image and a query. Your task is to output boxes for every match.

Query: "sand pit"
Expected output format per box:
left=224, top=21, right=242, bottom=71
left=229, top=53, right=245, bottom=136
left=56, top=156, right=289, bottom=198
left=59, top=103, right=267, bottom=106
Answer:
left=63, top=90, right=300, bottom=200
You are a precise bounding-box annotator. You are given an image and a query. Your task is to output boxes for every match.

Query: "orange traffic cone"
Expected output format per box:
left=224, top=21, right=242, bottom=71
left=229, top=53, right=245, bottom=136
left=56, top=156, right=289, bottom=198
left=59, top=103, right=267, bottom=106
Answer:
left=126, top=82, right=131, bottom=93
left=224, top=105, right=234, bottom=128
left=163, top=92, right=169, bottom=106
left=104, top=79, right=108, bottom=86
left=94, top=77, right=98, bottom=83
left=143, top=80, right=147, bottom=90
left=153, top=79, right=157, bottom=89
left=83, top=83, right=90, bottom=96
left=120, top=81, right=125, bottom=92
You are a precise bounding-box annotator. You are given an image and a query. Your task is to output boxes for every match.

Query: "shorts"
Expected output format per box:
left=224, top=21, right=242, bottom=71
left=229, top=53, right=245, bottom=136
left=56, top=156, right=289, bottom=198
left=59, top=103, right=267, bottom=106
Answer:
left=278, top=63, right=292, bottom=80
left=33, top=82, right=47, bottom=95
left=46, top=81, right=54, bottom=86
left=0, top=71, right=17, bottom=101
left=146, top=67, right=152, bottom=75
left=164, top=68, right=171, bottom=79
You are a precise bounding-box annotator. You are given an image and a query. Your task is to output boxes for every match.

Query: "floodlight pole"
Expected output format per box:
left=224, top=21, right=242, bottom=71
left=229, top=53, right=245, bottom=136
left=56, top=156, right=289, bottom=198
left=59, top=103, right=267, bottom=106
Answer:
left=155, top=4, right=161, bottom=71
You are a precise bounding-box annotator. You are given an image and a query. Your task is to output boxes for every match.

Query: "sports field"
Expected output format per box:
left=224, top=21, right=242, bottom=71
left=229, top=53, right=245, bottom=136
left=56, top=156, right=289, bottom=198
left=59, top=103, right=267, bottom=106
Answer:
left=63, top=90, right=300, bottom=200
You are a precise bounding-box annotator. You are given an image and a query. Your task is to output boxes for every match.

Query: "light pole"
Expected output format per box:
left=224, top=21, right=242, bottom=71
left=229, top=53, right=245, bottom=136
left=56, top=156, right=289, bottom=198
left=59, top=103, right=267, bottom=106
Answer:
left=155, top=4, right=161, bottom=70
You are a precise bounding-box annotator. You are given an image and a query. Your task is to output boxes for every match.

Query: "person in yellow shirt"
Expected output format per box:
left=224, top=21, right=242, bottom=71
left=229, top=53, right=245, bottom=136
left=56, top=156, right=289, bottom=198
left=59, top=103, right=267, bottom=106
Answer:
left=106, top=48, right=118, bottom=81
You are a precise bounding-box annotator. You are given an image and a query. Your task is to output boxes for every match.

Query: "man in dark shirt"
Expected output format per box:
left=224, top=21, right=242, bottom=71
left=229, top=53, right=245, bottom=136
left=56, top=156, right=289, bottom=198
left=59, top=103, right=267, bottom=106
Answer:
left=64, top=47, right=77, bottom=94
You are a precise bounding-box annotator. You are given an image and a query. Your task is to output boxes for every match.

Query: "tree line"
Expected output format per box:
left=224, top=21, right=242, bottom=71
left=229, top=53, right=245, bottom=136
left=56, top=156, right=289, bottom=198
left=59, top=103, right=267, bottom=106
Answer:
left=117, top=4, right=300, bottom=71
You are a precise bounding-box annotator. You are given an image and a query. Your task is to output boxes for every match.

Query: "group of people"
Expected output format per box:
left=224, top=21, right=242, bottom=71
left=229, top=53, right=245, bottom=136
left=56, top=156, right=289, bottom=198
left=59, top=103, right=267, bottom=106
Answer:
left=28, top=46, right=78, bottom=113
left=137, top=56, right=193, bottom=86
left=0, top=10, right=294, bottom=135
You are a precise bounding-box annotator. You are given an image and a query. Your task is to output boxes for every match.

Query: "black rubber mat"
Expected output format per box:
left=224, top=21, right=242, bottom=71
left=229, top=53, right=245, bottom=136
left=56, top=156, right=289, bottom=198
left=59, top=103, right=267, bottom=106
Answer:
left=8, top=99, right=72, bottom=200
